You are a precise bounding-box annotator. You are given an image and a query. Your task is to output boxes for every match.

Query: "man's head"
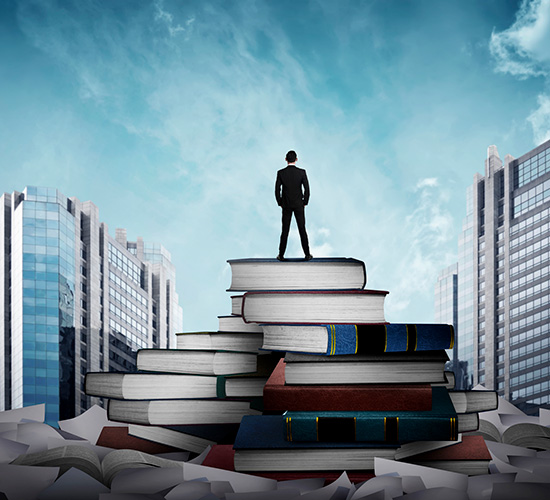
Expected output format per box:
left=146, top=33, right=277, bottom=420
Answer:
left=285, top=150, right=297, bottom=163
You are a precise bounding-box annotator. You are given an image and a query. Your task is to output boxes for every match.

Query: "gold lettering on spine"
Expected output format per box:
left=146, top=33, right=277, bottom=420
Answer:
left=384, top=325, right=388, bottom=352
left=286, top=417, right=292, bottom=441
left=316, top=417, right=319, bottom=442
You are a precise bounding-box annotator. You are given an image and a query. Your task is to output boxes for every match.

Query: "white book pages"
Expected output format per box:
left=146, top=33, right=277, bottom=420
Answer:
left=183, top=461, right=277, bottom=493
left=374, top=458, right=468, bottom=491
left=350, top=476, right=403, bottom=500
left=0, top=404, right=45, bottom=423
left=0, top=463, right=59, bottom=500
left=36, top=466, right=110, bottom=500
left=110, top=466, right=185, bottom=493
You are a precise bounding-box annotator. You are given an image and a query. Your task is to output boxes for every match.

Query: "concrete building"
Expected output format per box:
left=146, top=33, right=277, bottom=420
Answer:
left=438, top=139, right=550, bottom=414
left=0, top=187, right=183, bottom=425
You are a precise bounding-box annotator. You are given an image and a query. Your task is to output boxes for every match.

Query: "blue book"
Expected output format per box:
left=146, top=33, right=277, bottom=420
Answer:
left=262, top=323, right=454, bottom=355
left=284, top=387, right=459, bottom=443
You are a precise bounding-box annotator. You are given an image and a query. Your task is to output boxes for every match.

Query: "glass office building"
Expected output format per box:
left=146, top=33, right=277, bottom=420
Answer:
left=1, top=187, right=183, bottom=425
left=437, top=139, right=550, bottom=414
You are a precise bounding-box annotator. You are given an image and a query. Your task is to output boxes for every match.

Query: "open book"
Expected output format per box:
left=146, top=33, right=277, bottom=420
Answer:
left=11, top=445, right=184, bottom=486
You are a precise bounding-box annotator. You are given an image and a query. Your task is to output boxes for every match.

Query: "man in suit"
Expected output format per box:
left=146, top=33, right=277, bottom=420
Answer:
left=275, top=150, right=313, bottom=261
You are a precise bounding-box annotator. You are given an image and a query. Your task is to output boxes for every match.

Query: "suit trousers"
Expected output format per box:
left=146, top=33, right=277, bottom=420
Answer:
left=278, top=206, right=310, bottom=257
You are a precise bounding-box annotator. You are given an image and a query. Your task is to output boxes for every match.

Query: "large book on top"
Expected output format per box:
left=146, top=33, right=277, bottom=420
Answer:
left=263, top=359, right=433, bottom=412
left=242, top=290, right=387, bottom=324
left=261, top=323, right=454, bottom=355
left=85, top=372, right=267, bottom=400
left=283, top=350, right=449, bottom=385
left=283, top=387, right=460, bottom=443
left=227, top=257, right=367, bottom=291
left=232, top=415, right=397, bottom=472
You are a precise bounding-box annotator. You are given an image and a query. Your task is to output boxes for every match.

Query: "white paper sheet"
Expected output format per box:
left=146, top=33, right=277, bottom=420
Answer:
left=299, top=472, right=355, bottom=500
left=374, top=458, right=468, bottom=491
left=164, top=479, right=213, bottom=499
left=0, top=463, right=58, bottom=500
left=225, top=488, right=302, bottom=499
left=36, top=466, right=110, bottom=499
left=484, top=440, right=537, bottom=462
left=0, top=436, right=29, bottom=464
left=350, top=475, right=403, bottom=500
left=183, top=462, right=277, bottom=493
left=540, top=409, right=550, bottom=427
left=466, top=473, right=515, bottom=500
left=393, top=486, right=469, bottom=500
left=57, top=405, right=126, bottom=444
left=186, top=445, right=212, bottom=465
left=276, top=477, right=325, bottom=494
left=0, top=404, right=45, bottom=424
left=110, top=466, right=185, bottom=493
left=490, top=482, right=550, bottom=500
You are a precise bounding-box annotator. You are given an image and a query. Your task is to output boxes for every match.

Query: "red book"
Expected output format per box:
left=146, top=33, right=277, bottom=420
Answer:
left=96, top=426, right=181, bottom=454
left=404, top=435, right=491, bottom=475
left=263, top=359, right=432, bottom=412
left=202, top=445, right=375, bottom=483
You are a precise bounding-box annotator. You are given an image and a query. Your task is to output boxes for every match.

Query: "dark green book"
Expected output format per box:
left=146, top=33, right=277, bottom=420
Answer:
left=284, top=387, right=459, bottom=443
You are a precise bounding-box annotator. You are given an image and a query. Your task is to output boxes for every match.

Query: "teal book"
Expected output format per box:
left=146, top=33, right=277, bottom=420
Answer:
left=284, top=387, right=459, bottom=443
left=262, top=322, right=454, bottom=355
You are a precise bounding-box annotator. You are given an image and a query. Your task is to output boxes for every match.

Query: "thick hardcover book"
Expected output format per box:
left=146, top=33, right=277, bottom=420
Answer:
left=263, top=359, right=432, bottom=411
left=176, top=330, right=263, bottom=353
left=107, top=398, right=261, bottom=425
left=283, top=350, right=449, bottom=385
left=203, top=445, right=376, bottom=483
left=283, top=387, right=458, bottom=443
left=85, top=372, right=267, bottom=399
left=261, top=323, right=454, bottom=355
left=242, top=290, right=388, bottom=324
left=136, top=349, right=257, bottom=375
left=227, top=257, right=367, bottom=291
left=96, top=426, right=181, bottom=454
left=404, top=435, right=491, bottom=475
left=218, top=315, right=263, bottom=333
left=233, top=415, right=397, bottom=472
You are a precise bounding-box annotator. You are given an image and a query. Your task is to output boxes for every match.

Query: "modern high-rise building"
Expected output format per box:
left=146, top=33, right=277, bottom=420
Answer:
left=438, top=139, right=550, bottom=414
left=0, top=187, right=183, bottom=425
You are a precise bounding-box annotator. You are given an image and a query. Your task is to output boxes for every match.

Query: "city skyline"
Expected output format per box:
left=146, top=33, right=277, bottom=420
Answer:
left=2, top=0, right=550, bottom=330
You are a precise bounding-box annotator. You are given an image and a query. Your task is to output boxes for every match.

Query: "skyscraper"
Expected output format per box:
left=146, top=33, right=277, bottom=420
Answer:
left=0, top=187, right=183, bottom=425
left=438, top=139, right=550, bottom=414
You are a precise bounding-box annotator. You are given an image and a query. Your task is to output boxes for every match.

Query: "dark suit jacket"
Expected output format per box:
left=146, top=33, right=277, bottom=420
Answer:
left=275, top=165, right=310, bottom=209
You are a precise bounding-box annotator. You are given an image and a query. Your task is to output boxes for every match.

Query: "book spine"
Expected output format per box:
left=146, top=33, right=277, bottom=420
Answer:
left=324, top=323, right=454, bottom=355
left=284, top=413, right=459, bottom=443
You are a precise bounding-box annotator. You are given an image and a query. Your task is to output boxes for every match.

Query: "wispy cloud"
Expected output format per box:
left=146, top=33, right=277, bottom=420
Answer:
left=490, top=0, right=550, bottom=144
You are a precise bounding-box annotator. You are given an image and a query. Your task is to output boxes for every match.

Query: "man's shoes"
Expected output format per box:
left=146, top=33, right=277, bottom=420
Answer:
left=305, top=254, right=313, bottom=261
left=277, top=255, right=285, bottom=261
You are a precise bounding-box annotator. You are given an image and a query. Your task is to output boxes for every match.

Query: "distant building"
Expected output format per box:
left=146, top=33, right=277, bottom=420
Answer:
left=0, top=187, right=183, bottom=425
left=437, top=139, right=550, bottom=414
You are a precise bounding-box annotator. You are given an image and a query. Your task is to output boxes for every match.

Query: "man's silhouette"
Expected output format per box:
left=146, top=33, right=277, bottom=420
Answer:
left=275, top=150, right=312, bottom=261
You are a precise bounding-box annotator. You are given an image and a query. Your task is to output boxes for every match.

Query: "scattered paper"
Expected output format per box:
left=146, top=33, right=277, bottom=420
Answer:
left=540, top=409, right=550, bottom=427
left=57, top=405, right=126, bottom=444
left=0, top=463, right=58, bottom=500
left=490, top=482, right=550, bottom=499
left=299, top=472, right=355, bottom=500
left=225, top=488, right=302, bottom=499
left=110, top=466, right=184, bottom=493
left=0, top=436, right=29, bottom=464
left=164, top=479, right=212, bottom=499
left=350, top=475, right=403, bottom=500
left=36, top=466, right=110, bottom=499
left=276, top=478, right=325, bottom=494
left=0, top=404, right=45, bottom=424
left=393, top=486, right=469, bottom=500
left=374, top=458, right=468, bottom=491
left=183, top=462, right=277, bottom=493
left=466, top=473, right=515, bottom=500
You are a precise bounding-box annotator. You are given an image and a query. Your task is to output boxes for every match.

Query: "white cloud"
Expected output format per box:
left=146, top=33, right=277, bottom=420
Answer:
left=490, top=0, right=550, bottom=145
left=527, top=94, right=550, bottom=144
left=416, top=177, right=438, bottom=189
left=490, top=0, right=550, bottom=79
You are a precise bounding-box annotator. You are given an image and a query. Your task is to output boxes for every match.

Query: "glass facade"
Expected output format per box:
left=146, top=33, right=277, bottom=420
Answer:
left=17, top=187, right=75, bottom=425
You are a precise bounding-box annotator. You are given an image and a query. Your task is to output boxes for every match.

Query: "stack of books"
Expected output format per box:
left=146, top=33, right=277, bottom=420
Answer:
left=221, top=257, right=497, bottom=476
left=85, top=282, right=280, bottom=453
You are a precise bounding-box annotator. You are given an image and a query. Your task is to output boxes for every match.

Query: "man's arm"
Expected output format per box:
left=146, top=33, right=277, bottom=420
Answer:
left=275, top=171, right=283, bottom=206
left=302, top=170, right=310, bottom=206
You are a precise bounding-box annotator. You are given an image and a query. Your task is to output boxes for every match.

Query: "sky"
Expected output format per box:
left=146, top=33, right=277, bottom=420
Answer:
left=1, top=0, right=550, bottom=331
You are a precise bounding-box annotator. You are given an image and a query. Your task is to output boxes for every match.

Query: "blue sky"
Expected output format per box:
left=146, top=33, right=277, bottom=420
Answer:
left=1, top=0, right=550, bottom=331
